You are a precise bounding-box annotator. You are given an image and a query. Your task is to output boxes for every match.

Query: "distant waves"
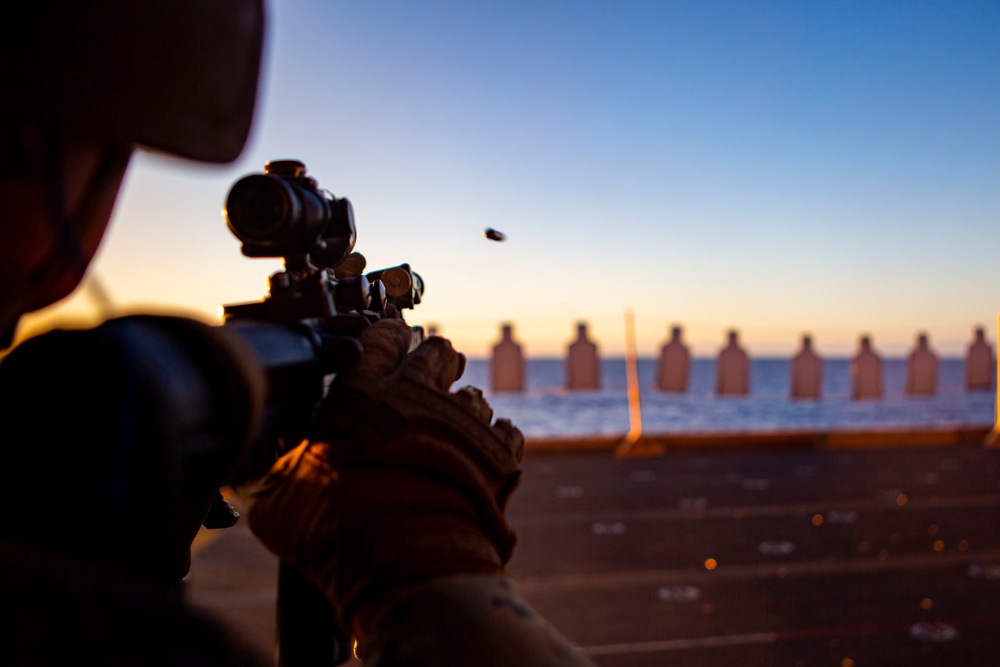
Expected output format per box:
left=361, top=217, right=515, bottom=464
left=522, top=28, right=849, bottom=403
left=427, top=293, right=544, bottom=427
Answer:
left=460, top=358, right=995, bottom=437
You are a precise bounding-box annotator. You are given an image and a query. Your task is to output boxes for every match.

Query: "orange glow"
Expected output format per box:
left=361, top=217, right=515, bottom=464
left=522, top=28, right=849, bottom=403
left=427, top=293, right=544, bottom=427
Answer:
left=933, top=540, right=945, bottom=552
left=841, top=659, right=856, bottom=667
left=811, top=514, right=824, bottom=526
left=896, top=494, right=908, bottom=506
left=624, top=310, right=643, bottom=440
left=704, top=558, right=718, bottom=570
left=920, top=598, right=934, bottom=610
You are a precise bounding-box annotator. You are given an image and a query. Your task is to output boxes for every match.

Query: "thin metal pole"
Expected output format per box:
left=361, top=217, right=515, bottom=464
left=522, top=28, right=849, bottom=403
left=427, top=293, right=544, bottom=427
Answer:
left=623, top=308, right=643, bottom=445
left=988, top=313, right=999, bottom=447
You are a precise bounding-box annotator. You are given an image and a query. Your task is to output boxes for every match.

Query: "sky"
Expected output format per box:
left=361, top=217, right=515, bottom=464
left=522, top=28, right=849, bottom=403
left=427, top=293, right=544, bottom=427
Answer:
left=19, top=0, right=1000, bottom=358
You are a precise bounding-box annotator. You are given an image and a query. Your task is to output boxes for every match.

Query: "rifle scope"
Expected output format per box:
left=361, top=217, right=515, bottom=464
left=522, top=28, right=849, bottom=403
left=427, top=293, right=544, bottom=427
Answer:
left=224, top=160, right=357, bottom=268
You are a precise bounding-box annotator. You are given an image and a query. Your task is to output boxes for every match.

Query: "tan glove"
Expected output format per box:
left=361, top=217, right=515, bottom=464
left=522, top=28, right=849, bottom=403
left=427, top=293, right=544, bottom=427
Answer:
left=243, top=318, right=524, bottom=635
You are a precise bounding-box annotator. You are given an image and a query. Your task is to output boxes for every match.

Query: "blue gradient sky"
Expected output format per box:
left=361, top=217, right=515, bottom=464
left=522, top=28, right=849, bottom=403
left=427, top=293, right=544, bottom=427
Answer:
left=22, top=0, right=1000, bottom=358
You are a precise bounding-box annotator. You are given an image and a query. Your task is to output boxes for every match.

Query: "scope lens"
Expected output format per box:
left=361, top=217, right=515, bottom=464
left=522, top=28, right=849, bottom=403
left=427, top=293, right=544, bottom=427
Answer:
left=225, top=175, right=294, bottom=241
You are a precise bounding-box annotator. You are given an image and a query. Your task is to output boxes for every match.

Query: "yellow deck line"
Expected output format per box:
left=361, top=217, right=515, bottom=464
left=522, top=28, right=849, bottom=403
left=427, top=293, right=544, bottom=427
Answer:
left=526, top=424, right=993, bottom=454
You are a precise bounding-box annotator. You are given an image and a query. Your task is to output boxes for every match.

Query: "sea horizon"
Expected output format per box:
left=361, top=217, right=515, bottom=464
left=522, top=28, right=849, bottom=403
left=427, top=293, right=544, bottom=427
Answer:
left=457, top=358, right=996, bottom=438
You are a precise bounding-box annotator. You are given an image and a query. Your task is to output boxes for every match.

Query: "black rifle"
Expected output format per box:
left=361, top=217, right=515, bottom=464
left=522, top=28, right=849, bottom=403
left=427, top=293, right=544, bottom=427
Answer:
left=214, top=159, right=425, bottom=666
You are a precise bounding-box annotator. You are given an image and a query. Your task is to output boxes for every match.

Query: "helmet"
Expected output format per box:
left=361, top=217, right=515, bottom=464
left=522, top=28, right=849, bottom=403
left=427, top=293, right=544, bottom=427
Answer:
left=0, top=1, right=266, bottom=348
left=1, top=0, right=265, bottom=162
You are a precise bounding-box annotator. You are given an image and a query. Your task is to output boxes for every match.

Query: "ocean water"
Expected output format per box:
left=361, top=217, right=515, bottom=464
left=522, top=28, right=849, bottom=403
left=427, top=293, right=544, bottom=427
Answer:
left=459, top=358, right=996, bottom=438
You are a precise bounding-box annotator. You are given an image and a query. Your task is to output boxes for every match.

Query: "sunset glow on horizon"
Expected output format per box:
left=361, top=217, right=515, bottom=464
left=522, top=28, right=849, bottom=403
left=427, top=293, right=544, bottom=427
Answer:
left=15, top=0, right=1000, bottom=361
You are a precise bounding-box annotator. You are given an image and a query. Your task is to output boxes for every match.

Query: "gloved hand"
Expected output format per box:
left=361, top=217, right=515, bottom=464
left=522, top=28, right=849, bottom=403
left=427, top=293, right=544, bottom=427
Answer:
left=243, top=318, right=524, bottom=637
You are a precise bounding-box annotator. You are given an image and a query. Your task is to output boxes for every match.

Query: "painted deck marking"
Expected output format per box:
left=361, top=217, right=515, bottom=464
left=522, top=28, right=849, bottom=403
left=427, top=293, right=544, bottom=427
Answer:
left=909, top=621, right=959, bottom=642
left=967, top=563, right=1000, bottom=580
left=825, top=510, right=859, bottom=524
left=758, top=540, right=796, bottom=555
left=583, top=631, right=778, bottom=656
left=516, top=547, right=1000, bottom=593
left=591, top=522, right=626, bottom=536
left=678, top=497, right=709, bottom=510
left=657, top=584, right=702, bottom=602
left=513, top=493, right=1000, bottom=527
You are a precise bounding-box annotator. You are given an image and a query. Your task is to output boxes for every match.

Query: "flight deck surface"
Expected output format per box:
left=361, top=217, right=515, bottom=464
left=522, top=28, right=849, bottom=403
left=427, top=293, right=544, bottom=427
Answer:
left=188, top=442, right=1000, bottom=666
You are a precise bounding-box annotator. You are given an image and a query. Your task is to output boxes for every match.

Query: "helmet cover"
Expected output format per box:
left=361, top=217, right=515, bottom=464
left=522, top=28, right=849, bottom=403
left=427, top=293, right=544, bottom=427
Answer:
left=1, top=0, right=265, bottom=163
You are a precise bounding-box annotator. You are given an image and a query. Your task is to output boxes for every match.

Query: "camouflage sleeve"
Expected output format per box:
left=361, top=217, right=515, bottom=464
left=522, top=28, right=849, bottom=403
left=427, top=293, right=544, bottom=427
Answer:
left=357, top=574, right=597, bottom=667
